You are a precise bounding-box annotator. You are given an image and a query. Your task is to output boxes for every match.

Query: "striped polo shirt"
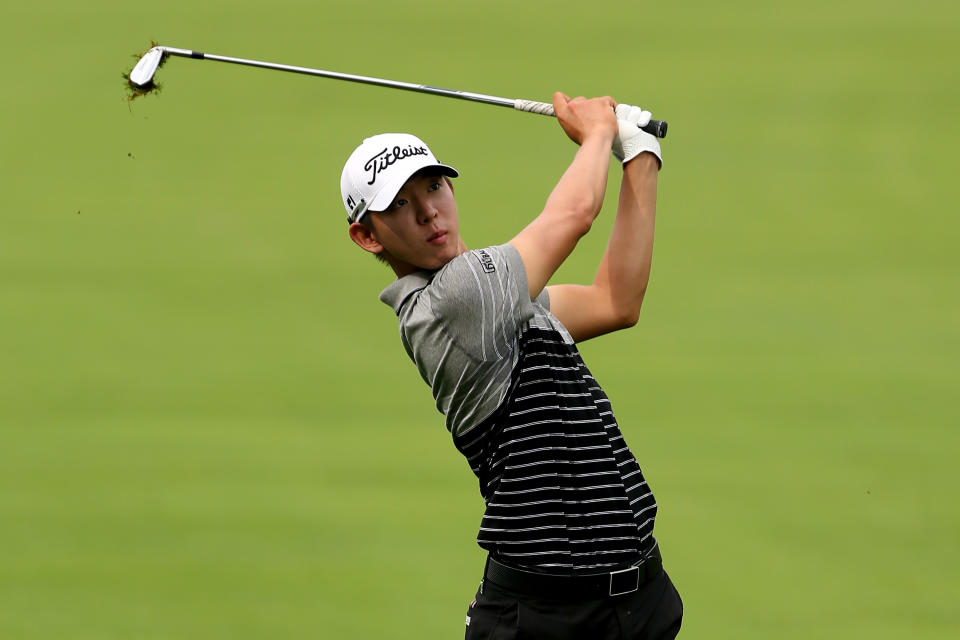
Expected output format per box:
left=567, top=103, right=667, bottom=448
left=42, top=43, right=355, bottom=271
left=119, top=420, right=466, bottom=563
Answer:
left=380, top=244, right=657, bottom=574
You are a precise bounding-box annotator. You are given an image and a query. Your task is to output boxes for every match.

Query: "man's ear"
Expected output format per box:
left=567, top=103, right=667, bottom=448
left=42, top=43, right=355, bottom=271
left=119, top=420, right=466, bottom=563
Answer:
left=348, top=221, right=384, bottom=256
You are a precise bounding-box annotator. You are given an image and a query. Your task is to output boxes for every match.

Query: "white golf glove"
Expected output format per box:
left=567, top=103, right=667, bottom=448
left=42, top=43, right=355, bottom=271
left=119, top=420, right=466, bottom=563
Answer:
left=612, top=103, right=662, bottom=168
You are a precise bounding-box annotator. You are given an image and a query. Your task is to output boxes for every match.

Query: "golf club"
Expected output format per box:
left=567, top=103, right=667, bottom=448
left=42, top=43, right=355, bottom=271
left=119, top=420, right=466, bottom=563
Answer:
left=127, top=45, right=668, bottom=138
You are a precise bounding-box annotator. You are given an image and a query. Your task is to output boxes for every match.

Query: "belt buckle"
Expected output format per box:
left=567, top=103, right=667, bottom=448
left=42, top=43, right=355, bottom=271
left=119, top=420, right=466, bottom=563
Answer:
left=608, top=565, right=641, bottom=597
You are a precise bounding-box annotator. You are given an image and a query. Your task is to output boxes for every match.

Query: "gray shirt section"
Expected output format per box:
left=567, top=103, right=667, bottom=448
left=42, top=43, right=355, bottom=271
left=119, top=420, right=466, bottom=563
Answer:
left=380, top=244, right=551, bottom=437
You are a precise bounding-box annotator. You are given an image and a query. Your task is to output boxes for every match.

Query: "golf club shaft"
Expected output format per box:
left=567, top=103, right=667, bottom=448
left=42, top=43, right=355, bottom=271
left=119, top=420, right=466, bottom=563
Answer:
left=159, top=47, right=668, bottom=138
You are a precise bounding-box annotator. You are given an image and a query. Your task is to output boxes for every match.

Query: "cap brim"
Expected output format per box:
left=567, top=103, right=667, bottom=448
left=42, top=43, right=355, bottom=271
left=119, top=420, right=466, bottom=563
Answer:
left=367, top=163, right=459, bottom=213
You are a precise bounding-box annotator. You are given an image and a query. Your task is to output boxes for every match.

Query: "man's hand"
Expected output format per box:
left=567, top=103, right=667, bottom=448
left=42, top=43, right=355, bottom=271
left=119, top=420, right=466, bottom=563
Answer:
left=612, top=103, right=663, bottom=168
left=552, top=92, right=618, bottom=147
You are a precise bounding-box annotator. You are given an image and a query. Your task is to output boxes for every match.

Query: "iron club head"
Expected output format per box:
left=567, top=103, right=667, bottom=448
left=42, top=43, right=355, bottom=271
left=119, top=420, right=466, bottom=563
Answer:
left=129, top=46, right=164, bottom=88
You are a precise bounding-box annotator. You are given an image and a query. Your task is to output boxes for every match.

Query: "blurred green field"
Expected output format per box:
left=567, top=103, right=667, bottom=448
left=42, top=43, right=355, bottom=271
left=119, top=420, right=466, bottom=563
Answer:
left=1, top=1, right=958, bottom=638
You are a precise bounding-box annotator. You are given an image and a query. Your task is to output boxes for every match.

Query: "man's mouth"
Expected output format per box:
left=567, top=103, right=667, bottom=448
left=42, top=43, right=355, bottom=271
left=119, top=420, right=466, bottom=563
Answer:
left=427, top=230, right=448, bottom=245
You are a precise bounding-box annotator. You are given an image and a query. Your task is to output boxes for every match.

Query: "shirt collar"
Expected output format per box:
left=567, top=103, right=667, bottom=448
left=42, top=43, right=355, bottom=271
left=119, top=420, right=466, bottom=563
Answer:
left=378, top=270, right=433, bottom=315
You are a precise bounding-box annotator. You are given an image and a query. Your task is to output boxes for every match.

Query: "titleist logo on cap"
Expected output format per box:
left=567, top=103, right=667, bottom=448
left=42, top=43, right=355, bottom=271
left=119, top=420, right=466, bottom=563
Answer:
left=364, top=145, right=429, bottom=185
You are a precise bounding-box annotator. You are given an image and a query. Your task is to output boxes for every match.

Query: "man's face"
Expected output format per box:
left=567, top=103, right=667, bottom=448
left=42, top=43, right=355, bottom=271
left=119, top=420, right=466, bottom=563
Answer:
left=365, top=172, right=462, bottom=273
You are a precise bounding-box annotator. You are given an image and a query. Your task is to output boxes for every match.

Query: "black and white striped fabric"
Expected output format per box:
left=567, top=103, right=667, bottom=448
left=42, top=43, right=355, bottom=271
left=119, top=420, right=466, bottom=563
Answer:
left=454, top=323, right=657, bottom=574
left=379, top=244, right=657, bottom=575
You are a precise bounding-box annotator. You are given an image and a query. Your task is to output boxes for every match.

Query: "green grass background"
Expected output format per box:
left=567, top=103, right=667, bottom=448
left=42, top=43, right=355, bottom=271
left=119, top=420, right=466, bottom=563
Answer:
left=2, top=1, right=958, bottom=637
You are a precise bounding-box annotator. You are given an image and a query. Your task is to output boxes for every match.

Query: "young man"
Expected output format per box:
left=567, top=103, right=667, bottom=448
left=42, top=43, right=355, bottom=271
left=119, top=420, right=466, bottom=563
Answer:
left=341, top=93, right=682, bottom=639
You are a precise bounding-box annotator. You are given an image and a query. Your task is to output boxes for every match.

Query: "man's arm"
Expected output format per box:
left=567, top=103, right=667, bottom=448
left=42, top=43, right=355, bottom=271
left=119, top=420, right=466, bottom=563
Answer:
left=545, top=152, right=659, bottom=342
left=508, top=93, right=618, bottom=299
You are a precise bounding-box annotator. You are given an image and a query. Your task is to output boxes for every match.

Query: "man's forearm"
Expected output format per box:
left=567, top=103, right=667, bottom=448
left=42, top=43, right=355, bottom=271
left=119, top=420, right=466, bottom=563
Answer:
left=543, top=134, right=614, bottom=226
left=512, top=128, right=616, bottom=299
left=593, top=153, right=659, bottom=325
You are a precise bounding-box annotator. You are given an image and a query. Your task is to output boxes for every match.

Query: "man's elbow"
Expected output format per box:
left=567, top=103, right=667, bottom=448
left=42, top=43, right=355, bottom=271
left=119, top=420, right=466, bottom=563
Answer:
left=565, top=202, right=599, bottom=239
left=561, top=195, right=603, bottom=237
left=613, top=293, right=646, bottom=329
left=616, top=309, right=641, bottom=329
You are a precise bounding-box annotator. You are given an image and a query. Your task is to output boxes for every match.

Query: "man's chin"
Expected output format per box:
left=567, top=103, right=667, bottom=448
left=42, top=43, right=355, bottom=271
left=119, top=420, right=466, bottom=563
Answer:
left=419, top=249, right=459, bottom=271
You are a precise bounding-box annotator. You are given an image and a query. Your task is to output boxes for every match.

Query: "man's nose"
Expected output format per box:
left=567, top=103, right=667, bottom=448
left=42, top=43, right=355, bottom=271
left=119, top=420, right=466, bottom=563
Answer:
left=416, top=198, right=438, bottom=224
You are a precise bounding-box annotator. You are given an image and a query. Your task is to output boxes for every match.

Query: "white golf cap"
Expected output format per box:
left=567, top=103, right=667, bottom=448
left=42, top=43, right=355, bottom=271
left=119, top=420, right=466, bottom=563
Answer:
left=340, top=133, right=458, bottom=223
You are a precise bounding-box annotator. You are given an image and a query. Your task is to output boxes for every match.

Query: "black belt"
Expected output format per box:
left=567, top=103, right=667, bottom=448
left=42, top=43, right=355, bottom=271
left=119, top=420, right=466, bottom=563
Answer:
left=483, top=546, right=663, bottom=599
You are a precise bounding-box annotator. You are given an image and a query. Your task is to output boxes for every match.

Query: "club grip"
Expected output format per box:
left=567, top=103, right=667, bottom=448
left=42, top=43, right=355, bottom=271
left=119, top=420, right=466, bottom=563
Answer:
left=514, top=99, right=668, bottom=138
left=643, top=119, right=667, bottom=139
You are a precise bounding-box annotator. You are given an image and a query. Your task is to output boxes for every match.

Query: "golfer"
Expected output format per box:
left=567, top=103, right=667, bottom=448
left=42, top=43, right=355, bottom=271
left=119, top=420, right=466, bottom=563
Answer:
left=340, top=93, right=682, bottom=639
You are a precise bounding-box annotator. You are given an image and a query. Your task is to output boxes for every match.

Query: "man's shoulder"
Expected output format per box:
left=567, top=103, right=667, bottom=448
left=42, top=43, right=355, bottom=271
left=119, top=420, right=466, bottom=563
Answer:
left=379, top=245, right=523, bottom=313
left=432, top=244, right=524, bottom=290
left=453, top=245, right=518, bottom=277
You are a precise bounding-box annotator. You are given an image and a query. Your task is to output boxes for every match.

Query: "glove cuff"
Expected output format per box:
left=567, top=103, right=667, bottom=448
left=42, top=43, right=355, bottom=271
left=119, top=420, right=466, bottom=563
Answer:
left=622, top=135, right=662, bottom=169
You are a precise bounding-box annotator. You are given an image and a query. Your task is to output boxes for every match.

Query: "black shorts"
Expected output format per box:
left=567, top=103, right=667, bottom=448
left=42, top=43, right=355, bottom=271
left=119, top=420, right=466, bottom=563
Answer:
left=464, top=566, right=683, bottom=640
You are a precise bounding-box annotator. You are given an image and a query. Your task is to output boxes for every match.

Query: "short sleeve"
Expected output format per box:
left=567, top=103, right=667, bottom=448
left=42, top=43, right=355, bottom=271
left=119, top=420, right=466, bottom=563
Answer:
left=535, top=287, right=550, bottom=310
left=428, top=244, right=536, bottom=362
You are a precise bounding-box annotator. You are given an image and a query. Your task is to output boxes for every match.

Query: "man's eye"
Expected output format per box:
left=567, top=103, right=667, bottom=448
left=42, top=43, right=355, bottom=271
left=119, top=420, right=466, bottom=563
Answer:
left=392, top=198, right=408, bottom=209
left=428, top=182, right=441, bottom=192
